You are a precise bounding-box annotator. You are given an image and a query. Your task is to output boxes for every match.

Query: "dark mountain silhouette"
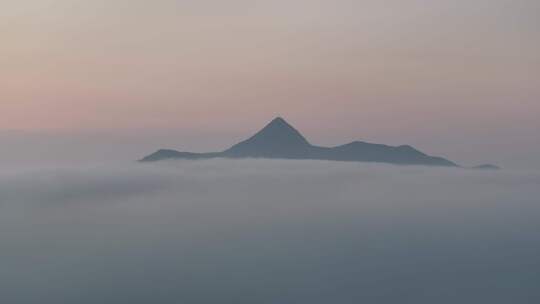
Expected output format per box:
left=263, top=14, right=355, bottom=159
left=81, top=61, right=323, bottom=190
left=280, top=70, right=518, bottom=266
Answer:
left=141, top=117, right=461, bottom=166
left=222, top=117, right=312, bottom=159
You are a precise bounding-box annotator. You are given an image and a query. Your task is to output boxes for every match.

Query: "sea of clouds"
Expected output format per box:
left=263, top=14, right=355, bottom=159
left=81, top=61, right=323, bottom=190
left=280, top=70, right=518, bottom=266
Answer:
left=1, top=159, right=539, bottom=303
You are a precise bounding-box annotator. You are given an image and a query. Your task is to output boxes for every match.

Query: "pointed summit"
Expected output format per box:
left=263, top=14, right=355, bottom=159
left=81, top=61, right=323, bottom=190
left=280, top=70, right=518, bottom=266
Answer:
left=256, top=116, right=309, bottom=144
left=223, top=117, right=311, bottom=158
left=267, top=116, right=289, bottom=127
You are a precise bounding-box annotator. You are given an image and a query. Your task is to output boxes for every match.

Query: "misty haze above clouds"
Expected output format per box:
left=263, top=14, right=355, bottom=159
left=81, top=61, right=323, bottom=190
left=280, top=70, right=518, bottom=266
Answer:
left=2, top=0, right=540, bottom=169
left=1, top=159, right=539, bottom=303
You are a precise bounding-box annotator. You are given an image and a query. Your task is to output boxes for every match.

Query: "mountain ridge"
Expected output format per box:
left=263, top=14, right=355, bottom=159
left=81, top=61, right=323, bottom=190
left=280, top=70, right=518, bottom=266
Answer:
left=140, top=117, right=490, bottom=168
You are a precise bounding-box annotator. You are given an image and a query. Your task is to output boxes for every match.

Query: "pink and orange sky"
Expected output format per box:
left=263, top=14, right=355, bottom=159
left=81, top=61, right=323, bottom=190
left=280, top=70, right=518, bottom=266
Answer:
left=1, top=0, right=539, bottom=167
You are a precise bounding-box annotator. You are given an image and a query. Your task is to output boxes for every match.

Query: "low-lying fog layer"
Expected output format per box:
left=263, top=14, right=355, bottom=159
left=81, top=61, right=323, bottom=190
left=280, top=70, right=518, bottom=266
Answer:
left=1, top=160, right=539, bottom=303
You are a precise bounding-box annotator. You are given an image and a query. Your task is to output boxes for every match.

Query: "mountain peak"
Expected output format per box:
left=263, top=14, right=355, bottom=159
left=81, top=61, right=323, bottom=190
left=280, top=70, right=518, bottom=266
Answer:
left=252, top=117, right=309, bottom=144
left=223, top=117, right=310, bottom=157
left=268, top=116, right=287, bottom=125
left=261, top=116, right=298, bottom=132
left=261, top=116, right=296, bottom=132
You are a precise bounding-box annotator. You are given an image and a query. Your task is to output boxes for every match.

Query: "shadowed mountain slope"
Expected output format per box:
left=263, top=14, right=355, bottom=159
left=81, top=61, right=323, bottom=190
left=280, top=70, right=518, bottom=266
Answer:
left=223, top=117, right=312, bottom=159
left=140, top=117, right=466, bottom=167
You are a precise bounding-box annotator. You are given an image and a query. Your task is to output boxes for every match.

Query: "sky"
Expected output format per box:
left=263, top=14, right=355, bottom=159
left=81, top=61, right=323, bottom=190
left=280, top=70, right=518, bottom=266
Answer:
left=1, top=0, right=539, bottom=168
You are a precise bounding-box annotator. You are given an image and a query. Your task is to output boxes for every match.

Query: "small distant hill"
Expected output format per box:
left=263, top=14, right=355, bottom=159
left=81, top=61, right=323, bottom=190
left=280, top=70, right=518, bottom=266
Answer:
left=472, top=164, right=500, bottom=170
left=140, top=117, right=468, bottom=167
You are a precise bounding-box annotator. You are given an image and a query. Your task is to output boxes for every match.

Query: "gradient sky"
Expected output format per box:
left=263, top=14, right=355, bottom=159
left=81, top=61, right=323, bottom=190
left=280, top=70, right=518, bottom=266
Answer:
left=1, top=0, right=539, bottom=168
